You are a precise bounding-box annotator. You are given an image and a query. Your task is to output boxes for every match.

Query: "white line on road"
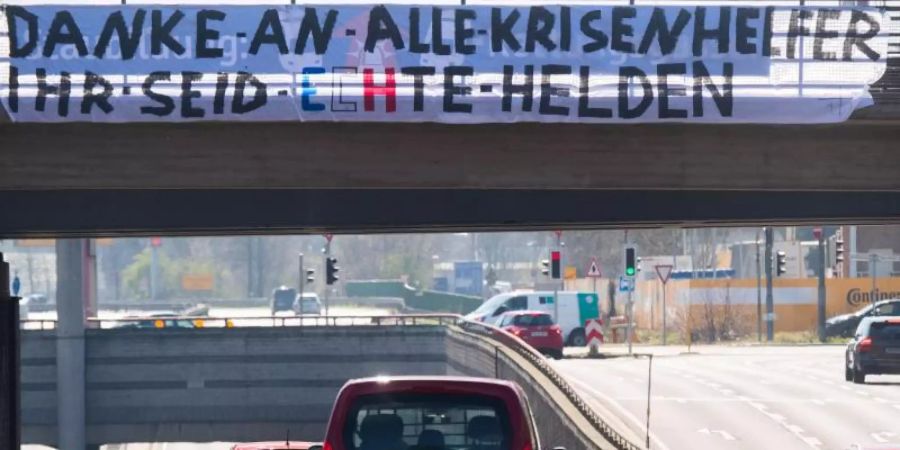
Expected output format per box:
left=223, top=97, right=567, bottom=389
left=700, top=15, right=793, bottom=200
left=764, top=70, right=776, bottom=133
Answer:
left=697, top=428, right=737, bottom=441
left=566, top=376, right=673, bottom=450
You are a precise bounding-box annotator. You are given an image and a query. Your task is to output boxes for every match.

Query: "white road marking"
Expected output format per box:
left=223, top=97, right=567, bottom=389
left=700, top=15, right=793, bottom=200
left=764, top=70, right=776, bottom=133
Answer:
left=697, top=428, right=737, bottom=441
left=873, top=397, right=889, bottom=404
left=894, top=404, right=900, bottom=411
left=871, top=431, right=897, bottom=444
left=566, top=376, right=673, bottom=450
left=811, top=399, right=826, bottom=406
left=855, top=390, right=870, bottom=396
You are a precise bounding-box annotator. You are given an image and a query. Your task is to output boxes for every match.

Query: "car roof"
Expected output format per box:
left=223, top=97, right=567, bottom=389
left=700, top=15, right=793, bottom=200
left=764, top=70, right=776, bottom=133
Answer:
left=500, top=310, right=550, bottom=317
left=343, top=375, right=520, bottom=395
left=875, top=299, right=900, bottom=305
left=860, top=316, right=900, bottom=326
left=231, top=442, right=317, bottom=450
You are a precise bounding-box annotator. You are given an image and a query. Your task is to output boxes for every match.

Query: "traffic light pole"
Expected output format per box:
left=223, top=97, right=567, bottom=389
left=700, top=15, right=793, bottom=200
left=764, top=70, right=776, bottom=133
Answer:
left=765, top=227, right=775, bottom=342
left=1, top=253, right=22, bottom=450
left=554, top=233, right=560, bottom=322
left=298, top=253, right=305, bottom=316
left=324, top=241, right=331, bottom=318
left=817, top=233, right=827, bottom=343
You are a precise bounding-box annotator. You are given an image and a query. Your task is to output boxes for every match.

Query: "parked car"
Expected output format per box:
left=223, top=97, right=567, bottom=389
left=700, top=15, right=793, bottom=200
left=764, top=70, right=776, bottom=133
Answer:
left=845, top=317, right=900, bottom=384
left=23, top=293, right=50, bottom=305
left=232, top=442, right=321, bottom=450
left=826, top=299, right=900, bottom=338
left=322, top=376, right=544, bottom=450
left=497, top=310, right=564, bottom=359
left=465, top=290, right=600, bottom=346
left=271, top=286, right=298, bottom=315
left=294, top=292, right=322, bottom=315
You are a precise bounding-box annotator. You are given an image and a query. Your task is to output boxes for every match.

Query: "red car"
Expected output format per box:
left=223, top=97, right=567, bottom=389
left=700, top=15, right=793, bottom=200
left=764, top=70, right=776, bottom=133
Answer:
left=322, top=376, right=541, bottom=450
left=497, top=311, right=564, bottom=360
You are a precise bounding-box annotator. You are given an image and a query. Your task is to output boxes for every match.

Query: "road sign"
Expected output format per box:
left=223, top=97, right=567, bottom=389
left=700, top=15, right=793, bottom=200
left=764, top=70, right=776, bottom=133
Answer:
left=585, top=319, right=604, bottom=347
left=12, top=275, right=21, bottom=296
left=181, top=274, right=214, bottom=291
left=586, top=259, right=602, bottom=278
left=564, top=266, right=577, bottom=280
left=618, top=276, right=634, bottom=292
left=324, top=233, right=334, bottom=242
left=655, top=264, right=673, bottom=284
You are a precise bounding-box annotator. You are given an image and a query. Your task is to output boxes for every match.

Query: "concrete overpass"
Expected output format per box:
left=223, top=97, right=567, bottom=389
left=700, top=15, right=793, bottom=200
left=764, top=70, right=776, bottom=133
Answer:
left=20, top=321, right=635, bottom=450
left=1, top=38, right=900, bottom=235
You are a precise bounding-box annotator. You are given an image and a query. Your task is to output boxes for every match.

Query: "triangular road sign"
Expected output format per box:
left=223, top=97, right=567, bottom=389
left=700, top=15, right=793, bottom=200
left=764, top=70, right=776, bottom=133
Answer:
left=655, top=264, right=674, bottom=284
left=587, top=259, right=602, bottom=278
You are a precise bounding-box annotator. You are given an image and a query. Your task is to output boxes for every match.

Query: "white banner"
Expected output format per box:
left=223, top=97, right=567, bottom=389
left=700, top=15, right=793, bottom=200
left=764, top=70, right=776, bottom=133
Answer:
left=0, top=3, right=889, bottom=123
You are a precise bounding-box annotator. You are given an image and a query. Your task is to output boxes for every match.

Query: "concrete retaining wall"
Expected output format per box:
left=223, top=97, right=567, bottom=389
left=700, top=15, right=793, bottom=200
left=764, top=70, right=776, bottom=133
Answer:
left=22, top=326, right=448, bottom=446
left=22, top=324, right=628, bottom=449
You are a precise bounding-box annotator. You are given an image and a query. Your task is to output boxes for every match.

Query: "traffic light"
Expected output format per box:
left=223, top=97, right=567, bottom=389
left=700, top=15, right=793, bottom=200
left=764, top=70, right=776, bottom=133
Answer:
left=305, top=268, right=316, bottom=284
left=776, top=251, right=787, bottom=276
left=636, top=257, right=643, bottom=274
left=326, top=257, right=339, bottom=285
left=551, top=251, right=561, bottom=279
left=834, top=238, right=845, bottom=265
left=624, top=246, right=637, bottom=277
left=541, top=259, right=550, bottom=277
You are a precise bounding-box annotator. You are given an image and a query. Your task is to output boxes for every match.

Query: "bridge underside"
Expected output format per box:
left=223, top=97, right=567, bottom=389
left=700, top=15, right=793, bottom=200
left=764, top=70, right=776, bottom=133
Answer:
left=1, top=120, right=899, bottom=236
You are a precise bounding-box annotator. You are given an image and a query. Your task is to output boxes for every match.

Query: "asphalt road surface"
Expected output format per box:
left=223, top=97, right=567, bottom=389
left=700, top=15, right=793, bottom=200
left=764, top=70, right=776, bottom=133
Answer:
left=554, top=345, right=900, bottom=450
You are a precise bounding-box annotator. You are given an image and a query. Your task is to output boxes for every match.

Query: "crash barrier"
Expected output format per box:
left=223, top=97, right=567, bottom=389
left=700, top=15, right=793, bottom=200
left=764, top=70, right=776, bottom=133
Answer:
left=19, top=314, right=457, bottom=330
left=451, top=319, right=642, bottom=450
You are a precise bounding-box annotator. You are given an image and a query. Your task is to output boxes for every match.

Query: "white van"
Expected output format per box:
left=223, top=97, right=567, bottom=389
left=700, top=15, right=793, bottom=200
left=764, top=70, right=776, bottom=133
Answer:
left=465, top=291, right=601, bottom=346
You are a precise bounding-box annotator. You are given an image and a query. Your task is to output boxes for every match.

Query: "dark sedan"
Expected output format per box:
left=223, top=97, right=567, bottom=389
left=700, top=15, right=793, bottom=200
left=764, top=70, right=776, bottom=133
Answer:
left=826, top=299, right=900, bottom=338
left=845, top=317, right=900, bottom=384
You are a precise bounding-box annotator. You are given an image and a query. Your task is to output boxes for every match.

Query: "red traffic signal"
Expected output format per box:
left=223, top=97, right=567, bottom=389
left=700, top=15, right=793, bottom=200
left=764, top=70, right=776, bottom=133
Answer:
left=551, top=251, right=561, bottom=279
left=150, top=237, right=162, bottom=247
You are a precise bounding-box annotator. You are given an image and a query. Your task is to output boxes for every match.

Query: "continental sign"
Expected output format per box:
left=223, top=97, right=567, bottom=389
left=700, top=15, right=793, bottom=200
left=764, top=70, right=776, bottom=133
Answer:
left=0, top=4, right=888, bottom=123
left=845, top=288, right=900, bottom=307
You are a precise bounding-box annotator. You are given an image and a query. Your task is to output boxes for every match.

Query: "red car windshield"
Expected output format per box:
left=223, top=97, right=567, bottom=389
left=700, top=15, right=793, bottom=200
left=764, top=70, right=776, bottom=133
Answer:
left=342, top=393, right=511, bottom=450
left=511, top=314, right=553, bottom=327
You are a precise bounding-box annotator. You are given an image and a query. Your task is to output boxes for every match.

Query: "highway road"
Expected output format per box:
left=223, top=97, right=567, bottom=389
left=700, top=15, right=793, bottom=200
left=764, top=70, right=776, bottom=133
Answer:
left=554, top=345, right=900, bottom=450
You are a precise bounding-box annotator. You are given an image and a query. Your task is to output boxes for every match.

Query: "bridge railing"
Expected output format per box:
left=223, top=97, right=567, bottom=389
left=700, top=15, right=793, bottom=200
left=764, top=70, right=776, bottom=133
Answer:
left=19, top=313, right=460, bottom=330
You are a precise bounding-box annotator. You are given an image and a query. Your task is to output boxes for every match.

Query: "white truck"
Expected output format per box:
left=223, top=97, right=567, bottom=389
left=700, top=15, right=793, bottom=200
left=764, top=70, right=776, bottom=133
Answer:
left=464, top=291, right=601, bottom=346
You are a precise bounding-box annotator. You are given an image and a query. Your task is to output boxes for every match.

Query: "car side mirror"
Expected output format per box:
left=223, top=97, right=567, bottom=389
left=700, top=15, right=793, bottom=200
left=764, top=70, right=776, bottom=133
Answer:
left=873, top=308, right=882, bottom=316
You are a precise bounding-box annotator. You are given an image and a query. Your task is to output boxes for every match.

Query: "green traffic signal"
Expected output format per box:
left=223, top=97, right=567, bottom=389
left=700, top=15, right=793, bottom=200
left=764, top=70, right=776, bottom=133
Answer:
left=626, top=267, right=635, bottom=276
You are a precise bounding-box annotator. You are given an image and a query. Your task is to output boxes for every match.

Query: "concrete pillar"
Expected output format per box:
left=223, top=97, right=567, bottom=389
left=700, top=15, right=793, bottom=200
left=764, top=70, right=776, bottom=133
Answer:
left=55, top=239, right=86, bottom=450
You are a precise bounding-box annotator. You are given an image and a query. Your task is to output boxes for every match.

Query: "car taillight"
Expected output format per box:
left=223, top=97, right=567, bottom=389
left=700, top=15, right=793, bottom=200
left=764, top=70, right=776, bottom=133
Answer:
left=551, top=326, right=561, bottom=334
left=858, top=337, right=873, bottom=352
left=323, top=442, right=334, bottom=450
left=522, top=444, right=533, bottom=450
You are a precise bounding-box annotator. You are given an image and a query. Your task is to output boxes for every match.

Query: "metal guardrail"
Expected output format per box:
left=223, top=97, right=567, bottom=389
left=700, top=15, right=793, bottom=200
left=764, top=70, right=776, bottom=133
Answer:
left=456, top=318, right=642, bottom=450
left=19, top=314, right=459, bottom=330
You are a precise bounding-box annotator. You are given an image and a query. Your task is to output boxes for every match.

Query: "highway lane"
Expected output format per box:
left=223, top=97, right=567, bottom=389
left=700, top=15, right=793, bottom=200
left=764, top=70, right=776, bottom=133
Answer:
left=554, top=346, right=900, bottom=450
